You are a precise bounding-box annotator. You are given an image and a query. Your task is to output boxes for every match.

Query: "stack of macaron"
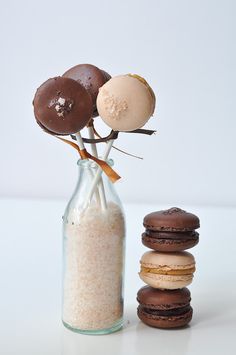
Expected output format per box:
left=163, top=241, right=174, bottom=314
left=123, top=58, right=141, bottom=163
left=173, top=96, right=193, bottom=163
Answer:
left=137, top=207, right=200, bottom=329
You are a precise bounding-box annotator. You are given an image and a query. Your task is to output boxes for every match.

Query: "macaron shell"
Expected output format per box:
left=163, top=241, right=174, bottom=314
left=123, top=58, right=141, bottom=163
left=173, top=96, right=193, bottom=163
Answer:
left=63, top=64, right=111, bottom=117
left=137, top=305, right=193, bottom=328
left=63, top=64, right=105, bottom=104
left=33, top=77, right=93, bottom=135
left=140, top=251, right=195, bottom=270
left=139, top=271, right=193, bottom=289
left=137, top=286, right=191, bottom=309
left=142, top=232, right=199, bottom=252
left=101, top=69, right=112, bottom=82
left=97, top=75, right=155, bottom=131
left=143, top=207, right=200, bottom=232
left=92, top=69, right=111, bottom=117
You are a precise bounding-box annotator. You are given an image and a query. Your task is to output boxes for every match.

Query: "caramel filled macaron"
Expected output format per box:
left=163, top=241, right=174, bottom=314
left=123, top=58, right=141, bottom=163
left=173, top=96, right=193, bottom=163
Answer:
left=63, top=64, right=111, bottom=117
left=33, top=76, right=93, bottom=135
left=97, top=74, right=156, bottom=131
left=139, top=251, right=195, bottom=289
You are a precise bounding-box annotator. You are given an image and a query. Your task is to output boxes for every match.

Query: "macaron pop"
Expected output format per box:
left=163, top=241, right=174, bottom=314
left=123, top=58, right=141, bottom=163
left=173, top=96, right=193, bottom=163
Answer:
left=63, top=64, right=111, bottom=117
left=97, top=74, right=156, bottom=131
left=84, top=73, right=156, bottom=206
left=33, top=76, right=93, bottom=135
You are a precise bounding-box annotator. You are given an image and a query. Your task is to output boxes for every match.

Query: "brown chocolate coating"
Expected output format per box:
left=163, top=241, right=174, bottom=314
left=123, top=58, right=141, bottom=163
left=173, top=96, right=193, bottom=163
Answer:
left=143, top=207, right=200, bottom=232
left=137, top=286, right=192, bottom=328
left=33, top=77, right=92, bottom=135
left=137, top=286, right=191, bottom=309
left=63, top=64, right=111, bottom=117
left=142, top=231, right=199, bottom=252
left=101, top=69, right=112, bottom=82
left=137, top=305, right=193, bottom=329
left=35, top=119, right=67, bottom=136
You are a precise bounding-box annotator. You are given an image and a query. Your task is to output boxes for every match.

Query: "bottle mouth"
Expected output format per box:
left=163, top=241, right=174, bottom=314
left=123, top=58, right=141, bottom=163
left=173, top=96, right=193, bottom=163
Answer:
left=77, top=158, right=114, bottom=168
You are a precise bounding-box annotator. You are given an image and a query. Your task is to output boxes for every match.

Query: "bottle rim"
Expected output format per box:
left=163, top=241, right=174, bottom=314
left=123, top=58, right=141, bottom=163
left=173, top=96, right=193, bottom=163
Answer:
left=77, top=158, right=114, bottom=168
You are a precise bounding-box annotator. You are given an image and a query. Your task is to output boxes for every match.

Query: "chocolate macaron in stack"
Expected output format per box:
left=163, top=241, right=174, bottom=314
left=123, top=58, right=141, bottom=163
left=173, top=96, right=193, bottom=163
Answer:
left=137, top=207, right=200, bottom=328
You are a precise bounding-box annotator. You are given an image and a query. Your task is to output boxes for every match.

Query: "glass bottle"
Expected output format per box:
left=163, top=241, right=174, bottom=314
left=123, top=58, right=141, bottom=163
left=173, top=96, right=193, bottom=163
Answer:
left=62, top=159, right=126, bottom=335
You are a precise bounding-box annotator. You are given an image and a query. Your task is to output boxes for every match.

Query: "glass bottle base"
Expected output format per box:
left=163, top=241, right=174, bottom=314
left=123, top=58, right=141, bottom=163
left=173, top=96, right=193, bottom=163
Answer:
left=62, top=318, right=123, bottom=335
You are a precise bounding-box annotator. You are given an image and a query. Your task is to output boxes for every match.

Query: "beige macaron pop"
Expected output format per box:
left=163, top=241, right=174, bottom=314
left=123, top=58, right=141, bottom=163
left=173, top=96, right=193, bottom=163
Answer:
left=96, top=74, right=156, bottom=131
left=139, top=251, right=195, bottom=290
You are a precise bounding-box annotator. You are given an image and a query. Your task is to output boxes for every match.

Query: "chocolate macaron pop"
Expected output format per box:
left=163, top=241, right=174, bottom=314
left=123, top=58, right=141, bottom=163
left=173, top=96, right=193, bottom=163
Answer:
left=33, top=76, right=93, bottom=135
left=97, top=74, right=156, bottom=131
left=63, top=64, right=111, bottom=117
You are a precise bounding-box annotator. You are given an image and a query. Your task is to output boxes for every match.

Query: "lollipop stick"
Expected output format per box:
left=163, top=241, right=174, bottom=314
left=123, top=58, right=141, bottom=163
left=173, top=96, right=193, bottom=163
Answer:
left=75, top=132, right=100, bottom=206
left=87, top=125, right=107, bottom=210
left=74, top=132, right=84, bottom=150
left=84, top=139, right=114, bottom=208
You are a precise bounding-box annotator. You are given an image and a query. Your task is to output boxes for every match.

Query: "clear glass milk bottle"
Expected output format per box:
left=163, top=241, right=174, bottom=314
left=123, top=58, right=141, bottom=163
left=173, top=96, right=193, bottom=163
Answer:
left=62, top=159, right=125, bottom=335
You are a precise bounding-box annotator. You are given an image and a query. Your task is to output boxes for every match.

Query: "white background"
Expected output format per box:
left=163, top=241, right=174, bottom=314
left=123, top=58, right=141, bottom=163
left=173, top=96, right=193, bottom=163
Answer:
left=0, top=0, right=235, bottom=206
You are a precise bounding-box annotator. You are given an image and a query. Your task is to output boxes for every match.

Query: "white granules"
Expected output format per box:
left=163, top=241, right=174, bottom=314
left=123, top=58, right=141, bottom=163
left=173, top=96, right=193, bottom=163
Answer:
left=63, top=202, right=125, bottom=330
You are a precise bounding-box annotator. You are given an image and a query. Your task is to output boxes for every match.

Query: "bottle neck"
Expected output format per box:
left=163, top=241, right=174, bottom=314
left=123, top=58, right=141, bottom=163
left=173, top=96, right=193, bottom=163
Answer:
left=74, top=159, right=121, bottom=210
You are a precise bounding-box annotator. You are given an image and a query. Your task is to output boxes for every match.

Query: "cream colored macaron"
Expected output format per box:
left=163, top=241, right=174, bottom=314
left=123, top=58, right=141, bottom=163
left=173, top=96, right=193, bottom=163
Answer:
left=139, top=251, right=195, bottom=290
left=96, top=74, right=156, bottom=131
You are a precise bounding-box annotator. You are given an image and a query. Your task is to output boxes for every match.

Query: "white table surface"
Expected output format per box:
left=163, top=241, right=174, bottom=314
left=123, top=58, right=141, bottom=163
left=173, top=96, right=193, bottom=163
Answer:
left=0, top=198, right=236, bottom=355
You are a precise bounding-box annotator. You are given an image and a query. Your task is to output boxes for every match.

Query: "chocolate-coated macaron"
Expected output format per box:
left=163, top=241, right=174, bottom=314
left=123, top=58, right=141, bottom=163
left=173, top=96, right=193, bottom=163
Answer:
left=33, top=76, right=93, bottom=135
left=142, top=207, right=200, bottom=252
left=63, top=64, right=111, bottom=117
left=137, top=286, right=192, bottom=328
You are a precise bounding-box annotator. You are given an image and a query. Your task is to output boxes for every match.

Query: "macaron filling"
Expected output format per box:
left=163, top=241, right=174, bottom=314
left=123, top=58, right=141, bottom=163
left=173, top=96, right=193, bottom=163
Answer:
left=140, top=266, right=195, bottom=276
left=144, top=230, right=199, bottom=240
left=139, top=304, right=191, bottom=317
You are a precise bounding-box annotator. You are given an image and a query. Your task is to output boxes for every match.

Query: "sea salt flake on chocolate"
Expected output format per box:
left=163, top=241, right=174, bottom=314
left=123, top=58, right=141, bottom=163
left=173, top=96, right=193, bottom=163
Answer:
left=58, top=97, right=66, bottom=105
